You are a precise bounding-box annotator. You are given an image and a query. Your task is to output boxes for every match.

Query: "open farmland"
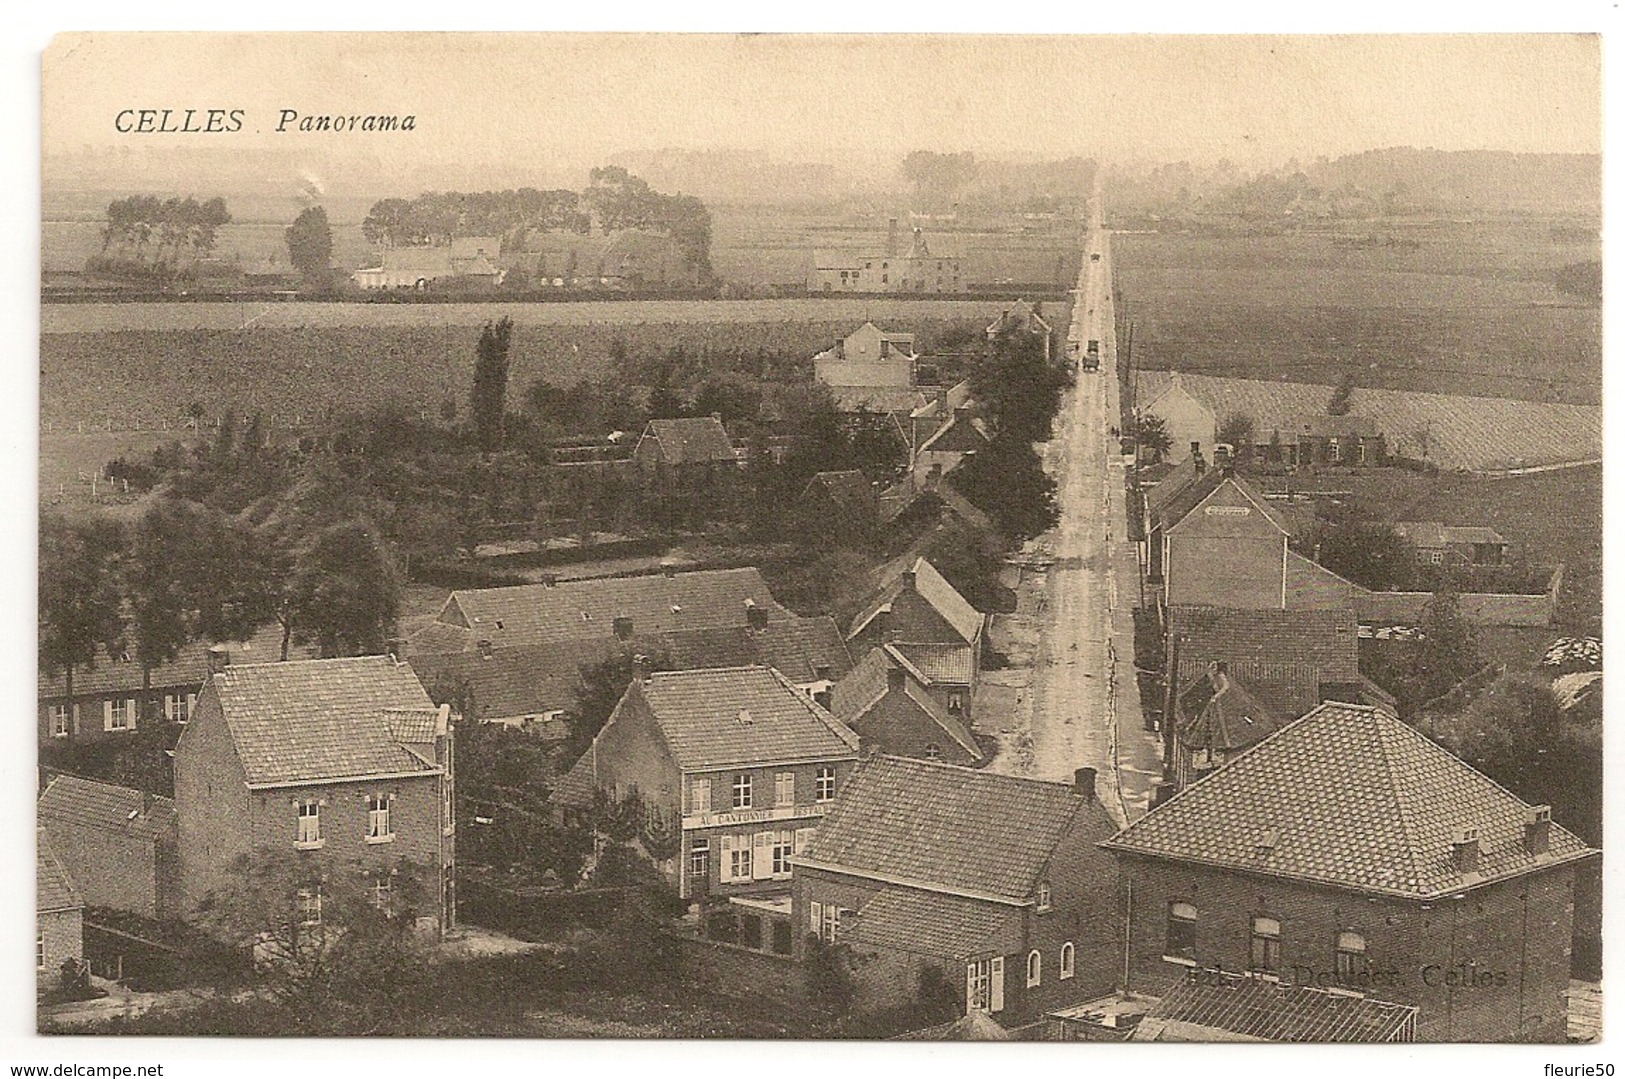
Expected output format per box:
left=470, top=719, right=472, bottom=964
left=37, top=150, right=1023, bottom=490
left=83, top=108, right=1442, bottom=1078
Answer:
left=1113, top=219, right=1600, bottom=405
left=1135, top=370, right=1600, bottom=473
left=39, top=300, right=1034, bottom=430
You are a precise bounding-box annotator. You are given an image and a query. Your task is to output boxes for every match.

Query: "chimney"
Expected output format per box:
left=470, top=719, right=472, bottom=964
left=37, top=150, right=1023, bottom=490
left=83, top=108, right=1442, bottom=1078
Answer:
left=1524, top=805, right=1552, bottom=855
left=385, top=637, right=407, bottom=662
left=140, top=790, right=153, bottom=819
left=1450, top=827, right=1481, bottom=873
left=901, top=568, right=918, bottom=593
left=1209, top=662, right=1229, bottom=696
left=934, top=387, right=948, bottom=414
left=613, top=615, right=634, bottom=641
left=874, top=606, right=893, bottom=642
left=206, top=647, right=231, bottom=676
left=886, top=217, right=898, bottom=257
left=1074, top=767, right=1097, bottom=802
left=632, top=654, right=652, bottom=684
left=1192, top=445, right=1207, bottom=476
left=886, top=665, right=906, bottom=692
left=745, top=597, right=768, bottom=631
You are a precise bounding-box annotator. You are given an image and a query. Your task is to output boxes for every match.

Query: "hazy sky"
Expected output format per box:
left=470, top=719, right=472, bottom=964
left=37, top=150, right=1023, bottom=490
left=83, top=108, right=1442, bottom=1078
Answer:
left=44, top=33, right=1600, bottom=170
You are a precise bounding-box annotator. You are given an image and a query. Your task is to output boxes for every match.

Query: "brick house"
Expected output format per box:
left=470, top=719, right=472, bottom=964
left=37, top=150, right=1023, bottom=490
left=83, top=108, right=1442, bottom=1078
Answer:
left=406, top=567, right=851, bottom=735
left=828, top=645, right=981, bottom=765
left=1151, top=471, right=1295, bottom=610
left=633, top=416, right=742, bottom=484
left=986, top=299, right=1053, bottom=363
left=38, top=774, right=178, bottom=920
left=555, top=664, right=860, bottom=944
left=173, top=656, right=457, bottom=935
left=1394, top=523, right=1511, bottom=568
left=847, top=558, right=985, bottom=723
left=793, top=757, right=1121, bottom=1026
left=813, top=323, right=918, bottom=388
left=1101, top=701, right=1597, bottom=1042
left=910, top=406, right=991, bottom=488
left=37, top=829, right=83, bottom=989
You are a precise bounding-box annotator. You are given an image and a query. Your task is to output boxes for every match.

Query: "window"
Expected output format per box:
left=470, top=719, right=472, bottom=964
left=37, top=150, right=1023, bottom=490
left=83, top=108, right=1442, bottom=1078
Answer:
left=1060, top=942, right=1075, bottom=979
left=1335, top=931, right=1368, bottom=984
left=48, top=704, right=71, bottom=739
left=947, top=691, right=964, bottom=715
left=965, top=956, right=1005, bottom=1013
left=296, top=799, right=322, bottom=848
left=1036, top=882, right=1052, bottom=912
left=1026, top=950, right=1042, bottom=988
left=36, top=933, right=44, bottom=970
left=1166, top=902, right=1197, bottom=961
left=1428, top=550, right=1445, bottom=566
left=775, top=771, right=795, bottom=807
left=815, top=767, right=836, bottom=803
left=372, top=877, right=393, bottom=915
left=164, top=693, right=193, bottom=723
left=732, top=774, right=752, bottom=810
left=924, top=744, right=942, bottom=761
left=297, top=887, right=322, bottom=928
left=771, top=831, right=795, bottom=877
left=104, top=698, right=136, bottom=732
left=821, top=903, right=842, bottom=942
left=725, top=835, right=752, bottom=882
left=1250, top=915, right=1281, bottom=975
left=689, top=839, right=709, bottom=882
left=690, top=777, right=711, bottom=815
left=366, top=793, right=393, bottom=842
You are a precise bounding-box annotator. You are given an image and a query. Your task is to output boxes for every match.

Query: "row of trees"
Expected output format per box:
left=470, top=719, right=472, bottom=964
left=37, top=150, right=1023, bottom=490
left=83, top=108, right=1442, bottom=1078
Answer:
left=91, top=195, right=232, bottom=281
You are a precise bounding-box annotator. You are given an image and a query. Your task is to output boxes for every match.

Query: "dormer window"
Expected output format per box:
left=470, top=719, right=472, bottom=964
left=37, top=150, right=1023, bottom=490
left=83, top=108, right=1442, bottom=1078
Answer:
left=1036, top=882, right=1052, bottom=913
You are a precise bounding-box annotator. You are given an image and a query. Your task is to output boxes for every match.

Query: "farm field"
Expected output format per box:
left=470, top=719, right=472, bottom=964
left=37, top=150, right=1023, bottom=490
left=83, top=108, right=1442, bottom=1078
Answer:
left=1339, top=463, right=1601, bottom=635
left=1113, top=218, right=1600, bottom=405
left=1135, top=369, right=1601, bottom=473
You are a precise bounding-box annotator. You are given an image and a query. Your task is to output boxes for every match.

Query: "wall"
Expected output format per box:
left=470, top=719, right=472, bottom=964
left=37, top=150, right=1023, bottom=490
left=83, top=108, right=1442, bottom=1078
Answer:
left=40, top=817, right=166, bottom=920
left=847, top=689, right=977, bottom=765
left=1147, top=383, right=1217, bottom=465
left=1118, top=856, right=1577, bottom=1043
left=1166, top=484, right=1287, bottom=610
left=172, top=686, right=253, bottom=913
left=38, top=908, right=83, bottom=985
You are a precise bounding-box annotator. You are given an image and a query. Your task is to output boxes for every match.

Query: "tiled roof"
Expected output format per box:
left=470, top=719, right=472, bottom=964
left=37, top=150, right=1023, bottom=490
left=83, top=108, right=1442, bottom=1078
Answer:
left=1176, top=670, right=1292, bottom=753
left=1294, top=414, right=1380, bottom=439
left=1284, top=551, right=1368, bottom=612
left=1102, top=702, right=1597, bottom=899
left=830, top=385, right=931, bottom=415
left=412, top=568, right=788, bottom=653
left=889, top=642, right=975, bottom=685
left=38, top=774, right=176, bottom=843
left=1176, top=660, right=1321, bottom=721
left=1393, top=522, right=1508, bottom=549
left=986, top=299, right=1052, bottom=337
left=1133, top=971, right=1416, bottom=1043
left=37, top=829, right=81, bottom=914
left=1143, top=457, right=1200, bottom=520
left=207, top=656, right=443, bottom=787
left=633, top=666, right=859, bottom=771
left=385, top=708, right=443, bottom=746
left=799, top=755, right=1098, bottom=902
left=641, top=417, right=738, bottom=466
left=849, top=558, right=984, bottom=646
left=917, top=411, right=991, bottom=455
left=909, top=379, right=974, bottom=421
left=39, top=624, right=317, bottom=700
left=1170, top=605, right=1360, bottom=683
left=830, top=648, right=980, bottom=760
left=847, top=886, right=1024, bottom=960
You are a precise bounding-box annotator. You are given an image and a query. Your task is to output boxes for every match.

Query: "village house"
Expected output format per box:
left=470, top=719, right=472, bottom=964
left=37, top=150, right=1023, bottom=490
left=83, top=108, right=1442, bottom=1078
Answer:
left=37, top=830, right=84, bottom=990
left=986, top=299, right=1054, bottom=363
left=909, top=405, right=991, bottom=488
left=173, top=656, right=457, bottom=936
left=1393, top=522, right=1511, bottom=567
left=1139, top=373, right=1218, bottom=466
left=828, top=645, right=982, bottom=765
left=807, top=223, right=965, bottom=294
left=38, top=774, right=179, bottom=921
left=38, top=624, right=314, bottom=747
left=554, top=663, right=860, bottom=953
left=352, top=236, right=505, bottom=291
left=792, top=757, right=1120, bottom=1025
left=1280, top=415, right=1387, bottom=467
left=847, top=558, right=986, bottom=723
left=1100, top=701, right=1597, bottom=1042
left=633, top=416, right=742, bottom=485
left=813, top=323, right=918, bottom=389
left=405, top=567, right=851, bottom=736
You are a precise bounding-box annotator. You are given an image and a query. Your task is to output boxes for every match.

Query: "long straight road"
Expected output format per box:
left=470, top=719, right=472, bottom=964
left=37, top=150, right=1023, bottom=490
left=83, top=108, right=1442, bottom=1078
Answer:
left=1021, top=186, right=1162, bottom=827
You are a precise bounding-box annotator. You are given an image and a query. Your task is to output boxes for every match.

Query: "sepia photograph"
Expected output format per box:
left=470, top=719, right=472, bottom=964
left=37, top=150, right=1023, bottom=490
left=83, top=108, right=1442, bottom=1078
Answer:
left=27, top=27, right=1605, bottom=1056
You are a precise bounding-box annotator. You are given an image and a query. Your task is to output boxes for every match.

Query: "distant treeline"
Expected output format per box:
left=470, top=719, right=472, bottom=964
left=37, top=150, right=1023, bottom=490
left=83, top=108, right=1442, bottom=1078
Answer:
left=88, top=195, right=233, bottom=283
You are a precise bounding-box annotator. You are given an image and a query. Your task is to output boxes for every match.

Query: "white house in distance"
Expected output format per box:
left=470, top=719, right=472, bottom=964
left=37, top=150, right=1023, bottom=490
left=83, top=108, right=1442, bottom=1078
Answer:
left=1138, top=373, right=1218, bottom=465
left=814, top=323, right=918, bottom=389
left=352, top=237, right=505, bottom=291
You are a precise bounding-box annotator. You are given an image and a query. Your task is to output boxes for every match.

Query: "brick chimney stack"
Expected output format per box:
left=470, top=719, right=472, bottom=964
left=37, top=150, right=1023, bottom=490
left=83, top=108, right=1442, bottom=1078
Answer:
left=1524, top=805, right=1552, bottom=855
left=206, top=647, right=231, bottom=676
left=632, top=654, right=652, bottom=685
left=886, top=665, right=906, bottom=692
left=1451, top=827, right=1481, bottom=873
left=1074, top=767, right=1097, bottom=802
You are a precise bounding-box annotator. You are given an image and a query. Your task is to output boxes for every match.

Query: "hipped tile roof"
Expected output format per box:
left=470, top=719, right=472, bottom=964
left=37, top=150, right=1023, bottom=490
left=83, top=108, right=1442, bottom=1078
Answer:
left=207, top=656, right=443, bottom=788
left=1102, top=702, right=1597, bottom=899
left=632, top=665, right=859, bottom=771
left=800, top=755, right=1098, bottom=902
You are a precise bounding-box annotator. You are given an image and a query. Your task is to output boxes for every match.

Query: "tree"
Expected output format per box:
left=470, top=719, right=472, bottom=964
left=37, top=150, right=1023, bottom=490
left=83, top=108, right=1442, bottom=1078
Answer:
left=1314, top=519, right=1416, bottom=592
left=566, top=651, right=672, bottom=766
left=471, top=317, right=514, bottom=454
left=191, top=849, right=435, bottom=1035
left=949, top=439, right=1058, bottom=543
left=39, top=515, right=126, bottom=726
left=285, top=206, right=334, bottom=289
left=1133, top=413, right=1173, bottom=465
left=1327, top=372, right=1356, bottom=416
left=972, top=325, right=1069, bottom=445
left=1217, top=413, right=1257, bottom=461
left=125, top=501, right=205, bottom=701
left=289, top=520, right=402, bottom=658
left=1410, top=584, right=1480, bottom=706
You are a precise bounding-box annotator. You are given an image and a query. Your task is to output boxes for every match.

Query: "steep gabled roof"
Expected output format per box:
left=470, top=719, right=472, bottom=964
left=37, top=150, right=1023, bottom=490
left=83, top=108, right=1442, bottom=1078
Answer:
left=639, top=417, right=739, bottom=466
left=38, top=774, right=176, bottom=843
left=39, top=623, right=316, bottom=700
left=1164, top=473, right=1292, bottom=536
left=798, top=755, right=1096, bottom=902
left=848, top=557, right=983, bottom=646
left=1176, top=670, right=1292, bottom=753
left=847, top=886, right=1024, bottom=961
left=916, top=410, right=992, bottom=455
left=37, top=829, right=81, bottom=915
left=829, top=647, right=980, bottom=761
left=632, top=666, right=859, bottom=771
left=889, top=641, right=975, bottom=685
left=1102, top=702, right=1597, bottom=900
left=206, top=657, right=443, bottom=788
left=1143, top=456, right=1200, bottom=521
left=1393, top=522, right=1508, bottom=549
left=413, top=567, right=788, bottom=653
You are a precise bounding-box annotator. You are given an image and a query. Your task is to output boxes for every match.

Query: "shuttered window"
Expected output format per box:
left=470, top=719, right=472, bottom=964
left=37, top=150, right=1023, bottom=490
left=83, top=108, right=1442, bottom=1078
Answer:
left=775, top=772, right=795, bottom=807
left=690, top=777, right=711, bottom=815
